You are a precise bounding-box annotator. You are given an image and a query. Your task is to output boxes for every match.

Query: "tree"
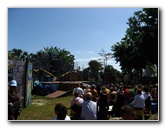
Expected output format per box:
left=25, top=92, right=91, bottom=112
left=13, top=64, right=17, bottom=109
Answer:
left=104, top=65, right=121, bottom=83
left=9, top=47, right=75, bottom=79
left=30, top=46, right=75, bottom=77
left=111, top=8, right=158, bottom=76
left=88, top=60, right=102, bottom=79
left=126, top=8, right=158, bottom=67
left=82, top=67, right=90, bottom=81
left=8, top=48, right=29, bottom=61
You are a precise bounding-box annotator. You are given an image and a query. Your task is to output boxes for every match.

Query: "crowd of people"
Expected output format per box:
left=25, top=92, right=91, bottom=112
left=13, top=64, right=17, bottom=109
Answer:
left=51, top=82, right=158, bottom=121
left=8, top=79, right=158, bottom=120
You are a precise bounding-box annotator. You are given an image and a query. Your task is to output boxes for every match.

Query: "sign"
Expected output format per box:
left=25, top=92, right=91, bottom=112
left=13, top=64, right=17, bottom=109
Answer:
left=25, top=62, right=33, bottom=106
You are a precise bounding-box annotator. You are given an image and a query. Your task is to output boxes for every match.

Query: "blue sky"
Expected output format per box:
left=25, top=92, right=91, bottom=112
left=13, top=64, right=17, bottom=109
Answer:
left=8, top=8, right=142, bottom=71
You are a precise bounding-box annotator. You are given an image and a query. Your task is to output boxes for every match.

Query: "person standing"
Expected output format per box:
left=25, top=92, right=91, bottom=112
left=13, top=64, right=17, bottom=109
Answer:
left=120, top=105, right=136, bottom=120
left=90, top=84, right=98, bottom=102
left=81, top=92, right=97, bottom=120
left=111, top=93, right=126, bottom=117
left=143, top=86, right=153, bottom=110
left=83, top=85, right=91, bottom=94
left=52, top=103, right=70, bottom=120
left=71, top=91, right=84, bottom=106
left=97, top=90, right=109, bottom=120
left=8, top=80, right=23, bottom=120
left=72, top=84, right=84, bottom=98
left=131, top=89, right=145, bottom=110
left=123, top=85, right=131, bottom=104
left=70, top=104, right=85, bottom=120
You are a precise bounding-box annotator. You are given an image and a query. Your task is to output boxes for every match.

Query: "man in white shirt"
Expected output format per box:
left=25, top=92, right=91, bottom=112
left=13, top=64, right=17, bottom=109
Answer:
left=72, top=84, right=84, bottom=98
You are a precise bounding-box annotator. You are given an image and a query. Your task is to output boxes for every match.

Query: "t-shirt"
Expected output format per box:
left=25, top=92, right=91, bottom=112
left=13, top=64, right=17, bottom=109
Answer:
left=132, top=94, right=145, bottom=108
left=81, top=100, right=97, bottom=120
left=71, top=97, right=84, bottom=105
left=51, top=115, right=71, bottom=120
left=130, top=89, right=134, bottom=97
left=124, top=88, right=131, bottom=100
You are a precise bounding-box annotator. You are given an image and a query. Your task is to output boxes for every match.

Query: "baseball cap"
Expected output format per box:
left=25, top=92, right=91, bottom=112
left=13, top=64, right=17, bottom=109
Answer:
left=10, top=80, right=17, bottom=87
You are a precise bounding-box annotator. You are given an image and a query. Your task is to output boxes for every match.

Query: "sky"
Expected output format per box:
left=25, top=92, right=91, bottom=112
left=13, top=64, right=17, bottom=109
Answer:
left=8, top=8, right=142, bottom=72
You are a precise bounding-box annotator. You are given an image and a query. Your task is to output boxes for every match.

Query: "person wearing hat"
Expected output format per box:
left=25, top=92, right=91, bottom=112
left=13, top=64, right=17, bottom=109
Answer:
left=72, top=84, right=84, bottom=98
left=8, top=80, right=23, bottom=120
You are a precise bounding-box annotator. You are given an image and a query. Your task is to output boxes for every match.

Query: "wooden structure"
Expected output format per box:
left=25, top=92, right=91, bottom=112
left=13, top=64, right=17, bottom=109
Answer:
left=33, top=69, right=55, bottom=82
left=8, top=59, right=33, bottom=107
left=59, top=70, right=83, bottom=81
left=46, top=90, right=70, bottom=98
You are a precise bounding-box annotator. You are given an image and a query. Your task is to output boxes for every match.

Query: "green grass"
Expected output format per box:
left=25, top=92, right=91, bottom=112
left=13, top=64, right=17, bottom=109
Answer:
left=17, top=93, right=159, bottom=121
left=18, top=94, right=73, bottom=120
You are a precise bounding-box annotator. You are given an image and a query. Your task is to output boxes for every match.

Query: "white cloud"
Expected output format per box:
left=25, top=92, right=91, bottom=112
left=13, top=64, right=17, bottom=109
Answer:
left=75, top=58, right=89, bottom=62
left=74, top=56, right=100, bottom=66
left=76, top=50, right=84, bottom=54
left=74, top=56, right=102, bottom=70
left=74, top=56, right=121, bottom=71
left=76, top=50, right=94, bottom=54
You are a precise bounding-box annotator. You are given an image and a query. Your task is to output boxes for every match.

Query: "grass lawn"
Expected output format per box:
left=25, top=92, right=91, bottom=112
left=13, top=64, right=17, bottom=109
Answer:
left=18, top=93, right=73, bottom=120
left=17, top=93, right=159, bottom=121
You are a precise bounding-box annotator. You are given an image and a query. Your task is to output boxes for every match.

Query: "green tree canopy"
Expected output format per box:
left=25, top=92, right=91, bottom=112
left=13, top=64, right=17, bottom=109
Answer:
left=8, top=46, right=75, bottom=78
left=88, top=60, right=102, bottom=79
left=111, top=8, right=158, bottom=74
left=8, top=48, right=29, bottom=61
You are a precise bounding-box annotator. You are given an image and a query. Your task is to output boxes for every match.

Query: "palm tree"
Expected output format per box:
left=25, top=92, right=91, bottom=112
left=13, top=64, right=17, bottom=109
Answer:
left=8, top=48, right=29, bottom=61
